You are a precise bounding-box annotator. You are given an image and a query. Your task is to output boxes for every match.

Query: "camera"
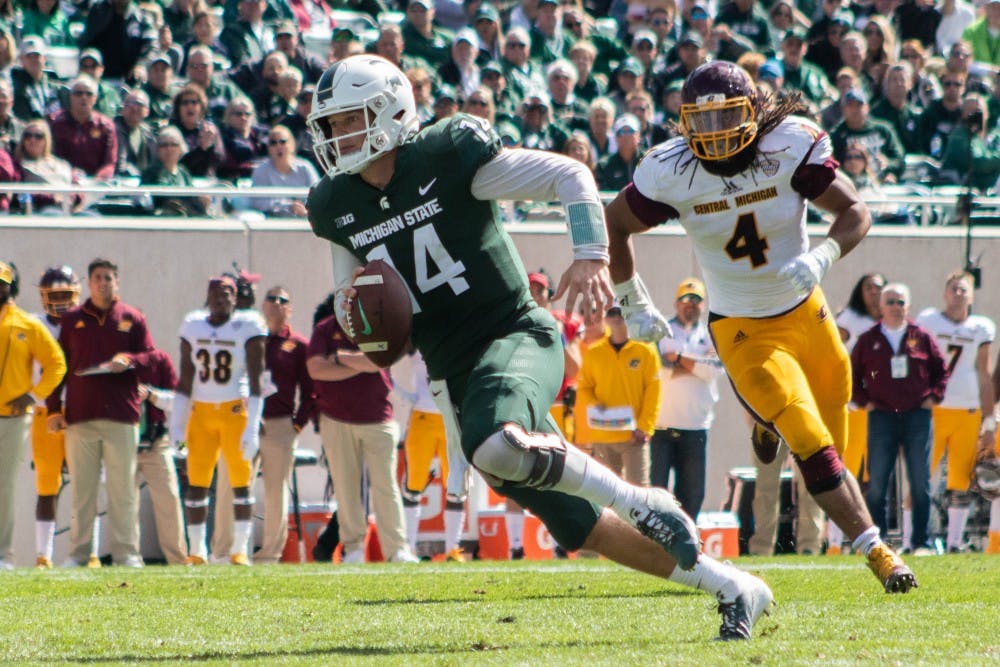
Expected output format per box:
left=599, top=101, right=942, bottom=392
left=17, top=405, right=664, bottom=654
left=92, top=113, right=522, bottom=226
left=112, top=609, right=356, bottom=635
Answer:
left=965, top=110, right=984, bottom=132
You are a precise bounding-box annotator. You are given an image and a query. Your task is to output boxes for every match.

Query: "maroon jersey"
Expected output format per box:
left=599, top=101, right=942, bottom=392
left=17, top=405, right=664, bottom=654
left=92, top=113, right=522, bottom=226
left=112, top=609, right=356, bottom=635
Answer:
left=264, top=324, right=316, bottom=429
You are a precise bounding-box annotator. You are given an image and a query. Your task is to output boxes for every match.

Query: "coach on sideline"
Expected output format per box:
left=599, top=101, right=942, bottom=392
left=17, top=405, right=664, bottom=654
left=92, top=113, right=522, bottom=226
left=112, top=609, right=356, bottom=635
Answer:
left=0, top=261, right=66, bottom=570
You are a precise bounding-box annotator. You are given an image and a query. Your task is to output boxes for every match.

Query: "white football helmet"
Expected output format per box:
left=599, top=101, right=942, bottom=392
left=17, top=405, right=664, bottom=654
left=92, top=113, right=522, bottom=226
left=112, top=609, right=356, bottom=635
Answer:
left=308, top=55, right=420, bottom=177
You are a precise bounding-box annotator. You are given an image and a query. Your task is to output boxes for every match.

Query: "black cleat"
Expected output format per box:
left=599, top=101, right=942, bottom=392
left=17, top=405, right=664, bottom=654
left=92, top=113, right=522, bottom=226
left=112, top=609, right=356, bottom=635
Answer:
left=628, top=488, right=701, bottom=570
left=751, top=423, right=781, bottom=464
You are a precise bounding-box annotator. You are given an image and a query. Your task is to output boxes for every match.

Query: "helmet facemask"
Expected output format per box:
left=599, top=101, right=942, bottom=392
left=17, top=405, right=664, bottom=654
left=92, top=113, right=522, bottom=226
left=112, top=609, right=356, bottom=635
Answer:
left=40, top=283, right=80, bottom=318
left=680, top=93, right=758, bottom=161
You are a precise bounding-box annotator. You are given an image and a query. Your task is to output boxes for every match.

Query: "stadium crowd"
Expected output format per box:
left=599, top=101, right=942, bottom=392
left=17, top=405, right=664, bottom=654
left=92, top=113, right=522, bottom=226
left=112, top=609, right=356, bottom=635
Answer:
left=0, top=0, right=999, bottom=216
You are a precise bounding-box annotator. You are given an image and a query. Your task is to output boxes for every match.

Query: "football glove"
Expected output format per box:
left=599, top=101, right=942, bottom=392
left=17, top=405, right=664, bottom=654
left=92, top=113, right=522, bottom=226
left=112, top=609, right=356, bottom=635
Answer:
left=614, top=273, right=671, bottom=342
left=240, top=395, right=263, bottom=461
left=169, top=392, right=191, bottom=450
left=777, top=238, right=841, bottom=297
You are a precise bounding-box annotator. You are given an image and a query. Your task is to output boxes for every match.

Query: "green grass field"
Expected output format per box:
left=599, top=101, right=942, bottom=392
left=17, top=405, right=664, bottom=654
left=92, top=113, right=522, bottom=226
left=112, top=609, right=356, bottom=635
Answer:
left=2, top=555, right=997, bottom=665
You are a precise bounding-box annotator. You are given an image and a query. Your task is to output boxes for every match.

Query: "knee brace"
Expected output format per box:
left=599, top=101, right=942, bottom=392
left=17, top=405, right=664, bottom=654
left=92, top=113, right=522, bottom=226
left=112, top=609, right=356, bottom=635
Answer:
left=471, top=424, right=566, bottom=491
left=794, top=446, right=844, bottom=495
left=445, top=494, right=466, bottom=510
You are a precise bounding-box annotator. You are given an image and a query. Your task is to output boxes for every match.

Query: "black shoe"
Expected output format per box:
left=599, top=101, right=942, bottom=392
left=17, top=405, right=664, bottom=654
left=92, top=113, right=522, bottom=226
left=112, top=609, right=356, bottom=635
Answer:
left=510, top=546, right=525, bottom=560
left=553, top=545, right=568, bottom=559
left=627, top=487, right=701, bottom=570
left=751, top=423, right=781, bottom=465
left=311, top=512, right=340, bottom=562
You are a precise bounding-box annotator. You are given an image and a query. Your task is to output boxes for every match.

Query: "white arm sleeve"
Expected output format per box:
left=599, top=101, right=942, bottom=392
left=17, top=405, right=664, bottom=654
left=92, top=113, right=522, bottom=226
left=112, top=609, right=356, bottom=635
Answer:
left=330, top=242, right=362, bottom=290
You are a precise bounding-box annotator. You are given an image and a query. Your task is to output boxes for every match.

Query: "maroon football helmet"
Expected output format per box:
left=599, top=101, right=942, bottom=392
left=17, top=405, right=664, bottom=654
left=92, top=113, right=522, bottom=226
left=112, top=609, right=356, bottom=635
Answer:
left=679, top=61, right=759, bottom=161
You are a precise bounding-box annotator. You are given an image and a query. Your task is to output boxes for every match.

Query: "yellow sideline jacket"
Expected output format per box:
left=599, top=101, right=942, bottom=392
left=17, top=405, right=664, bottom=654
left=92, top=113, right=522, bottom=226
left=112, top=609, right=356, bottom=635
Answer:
left=0, top=303, right=66, bottom=416
left=576, top=337, right=661, bottom=443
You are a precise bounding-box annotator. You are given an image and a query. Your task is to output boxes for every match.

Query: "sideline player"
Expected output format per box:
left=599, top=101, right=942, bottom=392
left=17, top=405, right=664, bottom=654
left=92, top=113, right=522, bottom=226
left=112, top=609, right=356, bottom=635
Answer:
left=604, top=60, right=916, bottom=593
left=170, top=277, right=267, bottom=565
left=306, top=55, right=771, bottom=640
left=916, top=270, right=995, bottom=552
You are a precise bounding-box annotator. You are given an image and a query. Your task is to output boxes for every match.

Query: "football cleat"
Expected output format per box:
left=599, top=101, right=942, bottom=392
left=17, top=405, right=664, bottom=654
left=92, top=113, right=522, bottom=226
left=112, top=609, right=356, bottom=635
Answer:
left=445, top=547, right=466, bottom=562
left=716, top=574, right=774, bottom=641
left=509, top=546, right=525, bottom=560
left=751, top=423, right=781, bottom=465
left=184, top=555, right=206, bottom=566
left=866, top=544, right=918, bottom=593
left=35, top=556, right=53, bottom=570
left=87, top=556, right=102, bottom=569
left=388, top=549, right=420, bottom=563
left=230, top=553, right=251, bottom=566
left=628, top=487, right=701, bottom=570
left=341, top=549, right=366, bottom=565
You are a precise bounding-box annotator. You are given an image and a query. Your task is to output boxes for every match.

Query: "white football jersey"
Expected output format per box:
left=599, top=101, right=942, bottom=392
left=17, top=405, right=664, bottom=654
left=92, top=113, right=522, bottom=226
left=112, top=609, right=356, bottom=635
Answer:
left=633, top=117, right=834, bottom=317
left=391, top=350, right=439, bottom=415
left=179, top=309, right=267, bottom=403
left=916, top=308, right=995, bottom=409
left=836, top=308, right=877, bottom=354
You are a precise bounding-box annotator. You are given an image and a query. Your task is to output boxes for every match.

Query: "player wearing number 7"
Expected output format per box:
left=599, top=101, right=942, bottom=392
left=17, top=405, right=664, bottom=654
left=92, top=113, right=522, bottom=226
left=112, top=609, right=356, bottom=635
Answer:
left=306, top=55, right=776, bottom=641
left=604, top=61, right=917, bottom=593
left=171, top=277, right=267, bottom=566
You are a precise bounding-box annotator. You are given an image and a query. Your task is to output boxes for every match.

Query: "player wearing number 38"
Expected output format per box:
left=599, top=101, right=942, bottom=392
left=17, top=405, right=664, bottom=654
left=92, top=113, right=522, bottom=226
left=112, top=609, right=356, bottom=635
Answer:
left=307, top=55, right=775, bottom=641
left=604, top=61, right=918, bottom=594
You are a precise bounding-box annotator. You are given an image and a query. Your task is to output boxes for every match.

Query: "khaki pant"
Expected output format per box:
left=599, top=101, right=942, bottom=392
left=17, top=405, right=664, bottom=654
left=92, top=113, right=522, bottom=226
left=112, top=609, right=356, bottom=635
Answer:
left=319, top=415, right=406, bottom=557
left=65, top=420, right=140, bottom=564
left=0, top=415, right=30, bottom=561
left=211, top=458, right=236, bottom=559
left=591, top=441, right=650, bottom=486
left=255, top=417, right=298, bottom=564
left=748, top=440, right=824, bottom=556
left=136, top=436, right=187, bottom=565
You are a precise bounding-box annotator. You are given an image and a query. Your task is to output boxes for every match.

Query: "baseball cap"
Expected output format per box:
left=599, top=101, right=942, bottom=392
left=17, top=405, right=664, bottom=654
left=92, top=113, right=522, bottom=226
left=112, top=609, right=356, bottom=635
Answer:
left=332, top=27, right=358, bottom=42
left=481, top=60, right=503, bottom=75
left=0, top=261, right=12, bottom=285
left=614, top=113, right=641, bottom=135
left=843, top=87, right=868, bottom=104
left=474, top=3, right=500, bottom=22
left=408, top=0, right=434, bottom=8
left=208, top=276, right=237, bottom=292
left=783, top=27, right=807, bottom=43
left=689, top=4, right=710, bottom=20
left=633, top=29, right=657, bottom=47
left=79, top=48, right=103, bottom=66
left=496, top=120, right=521, bottom=146
left=758, top=59, right=784, bottom=81
left=528, top=271, right=550, bottom=289
left=676, top=277, right=706, bottom=300
left=539, top=0, right=559, bottom=6
left=20, top=37, right=45, bottom=57
left=275, top=20, right=297, bottom=36
left=453, top=27, right=478, bottom=45
left=665, top=78, right=684, bottom=93
left=435, top=84, right=459, bottom=103
left=149, top=52, right=173, bottom=68
left=678, top=30, right=704, bottom=48
left=617, top=56, right=644, bottom=76
left=548, top=59, right=575, bottom=79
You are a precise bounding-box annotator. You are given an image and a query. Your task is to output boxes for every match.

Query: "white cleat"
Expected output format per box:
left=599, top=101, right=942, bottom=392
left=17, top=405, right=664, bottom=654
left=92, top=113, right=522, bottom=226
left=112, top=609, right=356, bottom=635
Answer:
left=716, top=574, right=774, bottom=641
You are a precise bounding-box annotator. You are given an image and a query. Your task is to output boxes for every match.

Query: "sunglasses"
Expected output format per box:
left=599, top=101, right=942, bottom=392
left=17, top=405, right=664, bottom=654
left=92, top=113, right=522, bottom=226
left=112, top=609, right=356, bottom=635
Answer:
left=885, top=298, right=906, bottom=306
left=265, top=295, right=290, bottom=304
left=231, top=109, right=252, bottom=116
left=22, top=131, right=44, bottom=139
left=525, top=103, right=547, bottom=111
left=678, top=295, right=703, bottom=304
left=268, top=138, right=288, bottom=145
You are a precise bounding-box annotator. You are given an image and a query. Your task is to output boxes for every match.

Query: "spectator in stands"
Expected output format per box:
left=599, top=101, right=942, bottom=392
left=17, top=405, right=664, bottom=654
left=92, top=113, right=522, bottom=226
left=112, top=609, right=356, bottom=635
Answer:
left=0, top=79, right=22, bottom=154
left=546, top=58, right=588, bottom=130
left=608, top=57, right=644, bottom=115
left=653, top=31, right=708, bottom=96
left=74, top=49, right=121, bottom=120
left=217, top=96, right=267, bottom=181
left=233, top=47, right=286, bottom=97
left=820, top=68, right=861, bottom=133
left=251, top=54, right=297, bottom=125
left=806, top=11, right=850, bottom=82
left=479, top=60, right=517, bottom=122
left=441, top=28, right=482, bottom=100
left=249, top=124, right=318, bottom=217
left=585, top=95, right=616, bottom=159
left=472, top=3, right=504, bottom=63
left=962, top=0, right=1000, bottom=67
left=163, top=0, right=202, bottom=47
left=306, top=303, right=417, bottom=565
left=562, top=129, right=596, bottom=171
left=900, top=40, right=939, bottom=111
left=405, top=66, right=436, bottom=126
left=576, top=306, right=660, bottom=485
left=657, top=79, right=683, bottom=132
left=530, top=0, right=570, bottom=65
left=170, top=83, right=224, bottom=177
left=114, top=89, right=157, bottom=178
left=461, top=86, right=495, bottom=124
left=518, top=89, right=569, bottom=152
left=897, top=0, right=941, bottom=48
left=839, top=140, right=907, bottom=222
left=918, top=69, right=965, bottom=159
left=77, top=0, right=157, bottom=79
left=716, top=0, right=773, bottom=55
left=780, top=28, right=835, bottom=117
left=568, top=40, right=605, bottom=103
left=140, top=125, right=206, bottom=215
left=329, top=27, right=364, bottom=64
left=831, top=87, right=906, bottom=183
left=14, top=119, right=78, bottom=215
left=853, top=282, right=948, bottom=556
left=937, top=0, right=976, bottom=57
left=186, top=44, right=242, bottom=125
left=402, top=0, right=453, bottom=70
left=595, top=114, right=641, bottom=191
left=807, top=0, right=851, bottom=43
left=839, top=31, right=871, bottom=94
left=376, top=25, right=438, bottom=89
left=940, top=93, right=1000, bottom=191
left=561, top=7, right=627, bottom=79
left=50, top=76, right=117, bottom=182
left=181, top=11, right=230, bottom=76
left=273, top=20, right=324, bottom=85
left=650, top=278, right=723, bottom=520
left=861, top=15, right=896, bottom=97
left=220, top=0, right=274, bottom=68
left=154, top=17, right=186, bottom=74
left=626, top=89, right=666, bottom=150
left=871, top=62, right=922, bottom=155
left=631, top=29, right=664, bottom=81
left=501, top=27, right=545, bottom=101
left=144, top=54, right=177, bottom=126
left=11, top=38, right=62, bottom=121
left=687, top=7, right=753, bottom=63
left=429, top=84, right=460, bottom=125
left=766, top=0, right=795, bottom=53
left=277, top=85, right=317, bottom=169
left=21, top=0, right=75, bottom=46
left=946, top=40, right=974, bottom=77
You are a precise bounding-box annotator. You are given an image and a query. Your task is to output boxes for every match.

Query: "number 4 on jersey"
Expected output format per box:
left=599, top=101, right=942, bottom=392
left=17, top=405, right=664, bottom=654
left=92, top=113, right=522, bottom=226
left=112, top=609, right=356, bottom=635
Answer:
left=725, top=213, right=769, bottom=268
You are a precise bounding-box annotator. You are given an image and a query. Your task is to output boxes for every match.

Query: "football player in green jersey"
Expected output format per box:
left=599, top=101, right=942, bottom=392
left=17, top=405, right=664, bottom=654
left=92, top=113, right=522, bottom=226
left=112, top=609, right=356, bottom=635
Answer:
left=306, top=55, right=772, bottom=640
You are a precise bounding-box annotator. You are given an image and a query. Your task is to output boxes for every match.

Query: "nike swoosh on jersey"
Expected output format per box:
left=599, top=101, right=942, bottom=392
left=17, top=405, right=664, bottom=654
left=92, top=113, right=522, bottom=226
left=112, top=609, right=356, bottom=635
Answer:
left=356, top=301, right=373, bottom=336
left=418, top=178, right=438, bottom=196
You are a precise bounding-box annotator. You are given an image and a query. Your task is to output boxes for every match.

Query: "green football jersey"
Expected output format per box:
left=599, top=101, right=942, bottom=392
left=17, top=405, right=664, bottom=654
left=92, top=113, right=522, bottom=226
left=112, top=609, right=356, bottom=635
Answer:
left=308, top=114, right=535, bottom=380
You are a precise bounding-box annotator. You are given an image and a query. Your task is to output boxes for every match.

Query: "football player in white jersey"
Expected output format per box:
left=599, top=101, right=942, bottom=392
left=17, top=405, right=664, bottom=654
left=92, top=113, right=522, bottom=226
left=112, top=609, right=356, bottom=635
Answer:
left=170, top=277, right=267, bottom=565
left=605, top=60, right=917, bottom=593
left=916, top=270, right=996, bottom=552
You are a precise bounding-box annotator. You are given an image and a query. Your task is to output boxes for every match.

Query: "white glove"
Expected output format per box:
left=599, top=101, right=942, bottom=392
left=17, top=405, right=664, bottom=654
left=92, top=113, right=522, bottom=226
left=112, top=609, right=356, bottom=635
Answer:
left=614, top=273, right=671, bottom=342
left=169, top=392, right=191, bottom=449
left=777, top=238, right=841, bottom=297
left=240, top=395, right=263, bottom=461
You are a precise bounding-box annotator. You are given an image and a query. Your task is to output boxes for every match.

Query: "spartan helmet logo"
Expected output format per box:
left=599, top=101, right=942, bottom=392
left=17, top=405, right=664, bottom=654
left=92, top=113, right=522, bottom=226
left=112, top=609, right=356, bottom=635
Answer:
left=379, top=196, right=390, bottom=210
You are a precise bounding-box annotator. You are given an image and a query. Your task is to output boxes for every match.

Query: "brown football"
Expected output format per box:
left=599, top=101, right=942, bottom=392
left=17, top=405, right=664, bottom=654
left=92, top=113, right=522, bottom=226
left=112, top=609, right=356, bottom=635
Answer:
left=346, top=260, right=413, bottom=368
